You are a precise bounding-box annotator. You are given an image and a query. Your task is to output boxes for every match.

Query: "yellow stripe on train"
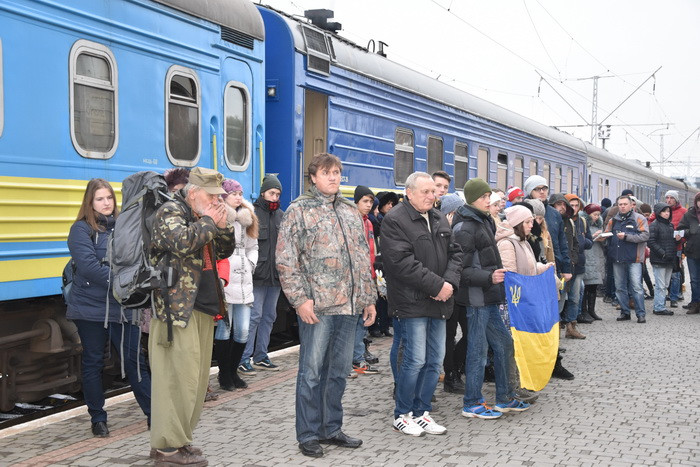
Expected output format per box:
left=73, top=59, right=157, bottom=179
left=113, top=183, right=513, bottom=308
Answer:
left=0, top=176, right=122, bottom=243
left=0, top=256, right=69, bottom=282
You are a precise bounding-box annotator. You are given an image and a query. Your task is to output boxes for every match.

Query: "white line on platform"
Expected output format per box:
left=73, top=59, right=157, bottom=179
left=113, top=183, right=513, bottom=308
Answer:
left=0, top=344, right=300, bottom=440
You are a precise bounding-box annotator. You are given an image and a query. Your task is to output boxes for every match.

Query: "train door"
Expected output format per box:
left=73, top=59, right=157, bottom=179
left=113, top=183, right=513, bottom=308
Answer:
left=220, top=58, right=255, bottom=195
left=303, top=89, right=328, bottom=193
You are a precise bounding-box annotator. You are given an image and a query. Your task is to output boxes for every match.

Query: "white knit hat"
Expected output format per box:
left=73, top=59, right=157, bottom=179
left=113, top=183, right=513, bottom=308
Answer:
left=505, top=205, right=533, bottom=227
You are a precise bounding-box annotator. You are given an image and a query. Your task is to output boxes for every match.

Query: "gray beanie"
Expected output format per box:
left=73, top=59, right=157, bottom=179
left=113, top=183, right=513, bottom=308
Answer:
left=440, top=193, right=464, bottom=215
left=524, top=175, right=548, bottom=198
left=665, top=190, right=679, bottom=202
left=260, top=174, right=282, bottom=193
left=525, top=198, right=546, bottom=217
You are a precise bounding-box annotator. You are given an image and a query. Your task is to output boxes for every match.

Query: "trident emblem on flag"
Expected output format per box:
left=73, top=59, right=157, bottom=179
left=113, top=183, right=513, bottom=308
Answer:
left=509, top=285, right=521, bottom=305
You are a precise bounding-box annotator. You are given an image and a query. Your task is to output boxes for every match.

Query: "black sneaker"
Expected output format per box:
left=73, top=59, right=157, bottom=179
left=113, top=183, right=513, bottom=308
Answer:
left=637, top=316, right=646, bottom=323
left=616, top=314, right=631, bottom=321
left=653, top=310, right=674, bottom=316
left=670, top=300, right=679, bottom=308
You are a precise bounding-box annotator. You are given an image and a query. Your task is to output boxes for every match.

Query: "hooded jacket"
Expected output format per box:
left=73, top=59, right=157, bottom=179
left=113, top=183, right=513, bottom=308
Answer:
left=223, top=200, right=258, bottom=305
left=67, top=215, right=130, bottom=323
left=452, top=204, right=505, bottom=307
left=535, top=197, right=571, bottom=274
left=252, top=196, right=284, bottom=286
left=677, top=192, right=700, bottom=259
left=276, top=186, right=376, bottom=315
left=495, top=221, right=548, bottom=276
left=604, top=207, right=649, bottom=263
left=582, top=214, right=606, bottom=285
left=549, top=194, right=580, bottom=273
left=648, top=203, right=676, bottom=266
left=380, top=198, right=463, bottom=319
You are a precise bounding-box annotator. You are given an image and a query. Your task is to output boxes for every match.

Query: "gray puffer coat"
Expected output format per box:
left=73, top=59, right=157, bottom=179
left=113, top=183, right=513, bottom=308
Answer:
left=224, top=200, right=258, bottom=305
left=583, top=216, right=605, bottom=285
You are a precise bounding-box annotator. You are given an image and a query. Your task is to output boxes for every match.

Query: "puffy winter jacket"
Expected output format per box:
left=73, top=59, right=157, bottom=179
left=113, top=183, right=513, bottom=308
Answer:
left=677, top=194, right=700, bottom=259
left=543, top=202, right=572, bottom=274
left=582, top=216, right=606, bottom=285
left=648, top=203, right=676, bottom=266
left=452, top=204, right=505, bottom=307
left=67, top=215, right=130, bottom=323
left=380, top=199, right=463, bottom=320
left=223, top=200, right=258, bottom=305
left=604, top=209, right=649, bottom=263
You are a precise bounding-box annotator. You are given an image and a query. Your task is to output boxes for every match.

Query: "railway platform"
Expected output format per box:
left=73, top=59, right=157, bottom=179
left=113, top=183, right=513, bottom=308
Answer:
left=1, top=296, right=699, bottom=466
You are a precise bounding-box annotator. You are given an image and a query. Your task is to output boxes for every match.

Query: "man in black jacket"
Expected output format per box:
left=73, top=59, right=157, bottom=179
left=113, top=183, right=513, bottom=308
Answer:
left=456, top=178, right=531, bottom=420
left=381, top=172, right=463, bottom=437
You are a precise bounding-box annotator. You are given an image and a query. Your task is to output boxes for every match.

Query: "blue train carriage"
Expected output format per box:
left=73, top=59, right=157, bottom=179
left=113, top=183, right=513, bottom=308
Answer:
left=258, top=6, right=586, bottom=208
left=0, top=0, right=264, bottom=411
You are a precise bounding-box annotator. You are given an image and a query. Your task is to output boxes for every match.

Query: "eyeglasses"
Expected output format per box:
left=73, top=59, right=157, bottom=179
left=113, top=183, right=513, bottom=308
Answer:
left=533, top=186, right=548, bottom=192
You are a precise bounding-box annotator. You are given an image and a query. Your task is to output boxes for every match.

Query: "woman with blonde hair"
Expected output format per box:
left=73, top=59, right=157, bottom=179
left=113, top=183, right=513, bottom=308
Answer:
left=215, top=179, right=259, bottom=390
left=67, top=178, right=151, bottom=437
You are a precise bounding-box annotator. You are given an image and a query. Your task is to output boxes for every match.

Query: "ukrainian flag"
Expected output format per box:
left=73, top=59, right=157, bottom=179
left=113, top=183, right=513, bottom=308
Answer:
left=504, top=268, right=559, bottom=391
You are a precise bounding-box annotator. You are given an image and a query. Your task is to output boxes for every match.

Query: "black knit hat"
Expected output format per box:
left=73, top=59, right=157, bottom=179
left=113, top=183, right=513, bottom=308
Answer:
left=260, top=174, right=282, bottom=193
left=621, top=189, right=634, bottom=196
left=354, top=185, right=375, bottom=204
left=376, top=191, right=400, bottom=210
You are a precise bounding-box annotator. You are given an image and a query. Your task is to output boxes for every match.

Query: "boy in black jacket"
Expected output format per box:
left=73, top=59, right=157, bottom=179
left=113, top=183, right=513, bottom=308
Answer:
left=648, top=203, right=676, bottom=315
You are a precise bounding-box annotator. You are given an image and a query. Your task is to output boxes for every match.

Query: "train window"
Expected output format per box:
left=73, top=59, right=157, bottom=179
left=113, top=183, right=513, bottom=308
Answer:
left=477, top=148, right=489, bottom=182
left=454, top=142, right=468, bottom=192
left=427, top=135, right=443, bottom=174
left=529, top=159, right=538, bottom=177
left=69, top=40, right=118, bottom=159
left=567, top=168, right=574, bottom=194
left=394, top=128, right=414, bottom=185
left=166, top=66, right=201, bottom=166
left=514, top=157, right=523, bottom=188
left=224, top=82, right=250, bottom=170
left=0, top=39, right=3, bottom=137
left=497, top=153, right=508, bottom=190
left=554, top=166, right=562, bottom=193
left=542, top=163, right=551, bottom=188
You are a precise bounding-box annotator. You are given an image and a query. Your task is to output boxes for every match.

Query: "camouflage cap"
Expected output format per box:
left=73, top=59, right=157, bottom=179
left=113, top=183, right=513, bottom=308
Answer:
left=188, top=167, right=226, bottom=195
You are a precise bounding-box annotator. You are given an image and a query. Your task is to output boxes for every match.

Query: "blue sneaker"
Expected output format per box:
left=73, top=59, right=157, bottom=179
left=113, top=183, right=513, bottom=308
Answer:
left=253, top=357, right=279, bottom=371
left=461, top=403, right=502, bottom=419
left=493, top=399, right=531, bottom=413
left=238, top=359, right=256, bottom=375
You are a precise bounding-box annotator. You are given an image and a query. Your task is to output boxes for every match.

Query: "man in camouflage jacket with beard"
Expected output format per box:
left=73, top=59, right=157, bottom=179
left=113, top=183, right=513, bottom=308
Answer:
left=149, top=167, right=234, bottom=466
left=276, top=153, right=377, bottom=458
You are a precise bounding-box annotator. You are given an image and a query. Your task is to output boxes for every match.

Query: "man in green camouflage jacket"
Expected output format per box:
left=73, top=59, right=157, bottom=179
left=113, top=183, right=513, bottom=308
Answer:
left=276, top=153, right=377, bottom=458
left=149, top=167, right=234, bottom=466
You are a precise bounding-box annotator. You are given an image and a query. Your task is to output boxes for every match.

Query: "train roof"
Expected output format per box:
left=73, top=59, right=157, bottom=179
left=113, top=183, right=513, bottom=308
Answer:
left=154, top=0, right=265, bottom=40
left=585, top=142, right=690, bottom=191
left=266, top=7, right=585, bottom=152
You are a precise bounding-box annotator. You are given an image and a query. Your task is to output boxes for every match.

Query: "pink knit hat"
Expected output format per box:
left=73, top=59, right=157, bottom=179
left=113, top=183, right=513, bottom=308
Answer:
left=504, top=205, right=533, bottom=227
left=221, top=179, right=243, bottom=198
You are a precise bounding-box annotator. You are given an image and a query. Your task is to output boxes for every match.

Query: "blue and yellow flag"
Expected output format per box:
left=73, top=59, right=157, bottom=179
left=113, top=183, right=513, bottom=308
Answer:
left=504, top=268, right=559, bottom=391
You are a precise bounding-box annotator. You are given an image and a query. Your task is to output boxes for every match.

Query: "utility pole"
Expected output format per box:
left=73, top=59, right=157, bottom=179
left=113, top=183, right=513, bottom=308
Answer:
left=591, top=76, right=598, bottom=145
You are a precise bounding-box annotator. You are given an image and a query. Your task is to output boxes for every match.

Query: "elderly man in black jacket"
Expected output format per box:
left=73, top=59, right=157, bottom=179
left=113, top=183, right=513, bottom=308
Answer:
left=381, top=172, right=463, bottom=437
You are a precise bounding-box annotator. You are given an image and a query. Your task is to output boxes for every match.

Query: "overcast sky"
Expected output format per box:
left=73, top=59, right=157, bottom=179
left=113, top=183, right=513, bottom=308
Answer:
left=259, top=0, right=700, bottom=179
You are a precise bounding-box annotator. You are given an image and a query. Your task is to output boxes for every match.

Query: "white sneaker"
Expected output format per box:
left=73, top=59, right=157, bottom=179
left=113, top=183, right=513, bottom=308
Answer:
left=393, top=412, right=425, bottom=437
left=413, top=411, right=447, bottom=435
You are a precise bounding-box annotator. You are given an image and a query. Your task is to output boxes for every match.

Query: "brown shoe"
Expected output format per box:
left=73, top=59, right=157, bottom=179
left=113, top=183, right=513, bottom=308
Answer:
left=687, top=302, right=700, bottom=315
left=151, top=446, right=203, bottom=459
left=565, top=322, right=586, bottom=339
left=204, top=384, right=218, bottom=402
left=153, top=447, right=207, bottom=466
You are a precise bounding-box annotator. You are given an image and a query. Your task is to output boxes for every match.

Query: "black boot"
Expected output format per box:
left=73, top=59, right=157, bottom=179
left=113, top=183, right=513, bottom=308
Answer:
left=229, top=341, right=248, bottom=389
left=363, top=338, right=378, bottom=364
left=215, top=339, right=235, bottom=391
left=443, top=370, right=465, bottom=394
left=577, top=313, right=594, bottom=324
left=587, top=289, right=602, bottom=320
left=551, top=353, right=574, bottom=380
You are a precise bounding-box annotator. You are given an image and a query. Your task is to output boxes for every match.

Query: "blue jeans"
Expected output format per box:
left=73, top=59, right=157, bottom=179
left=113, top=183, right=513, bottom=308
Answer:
left=652, top=265, right=673, bottom=312
left=605, top=256, right=616, bottom=299
left=390, top=317, right=404, bottom=383
left=464, top=305, right=514, bottom=407
left=352, top=315, right=367, bottom=363
left=215, top=303, right=251, bottom=343
left=669, top=270, right=681, bottom=301
left=242, top=285, right=280, bottom=363
left=613, top=262, right=646, bottom=317
left=687, top=257, right=700, bottom=304
left=394, top=317, right=446, bottom=418
left=563, top=274, right=583, bottom=323
left=296, top=314, right=356, bottom=443
left=73, top=319, right=151, bottom=424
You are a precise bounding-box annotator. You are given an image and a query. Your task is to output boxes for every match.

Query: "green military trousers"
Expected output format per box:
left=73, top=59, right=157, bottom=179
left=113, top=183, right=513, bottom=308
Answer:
left=149, top=310, right=215, bottom=449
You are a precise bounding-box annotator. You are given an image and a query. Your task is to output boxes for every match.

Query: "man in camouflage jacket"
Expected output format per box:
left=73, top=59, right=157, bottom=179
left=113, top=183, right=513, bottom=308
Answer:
left=276, top=153, right=376, bottom=458
left=148, top=167, right=234, bottom=465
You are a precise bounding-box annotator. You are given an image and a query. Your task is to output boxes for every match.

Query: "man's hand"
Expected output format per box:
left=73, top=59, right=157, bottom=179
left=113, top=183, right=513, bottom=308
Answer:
left=362, top=305, right=377, bottom=327
left=432, top=282, right=454, bottom=302
left=491, top=268, right=506, bottom=284
left=204, top=203, right=227, bottom=228
left=562, top=273, right=572, bottom=281
left=296, top=299, right=319, bottom=324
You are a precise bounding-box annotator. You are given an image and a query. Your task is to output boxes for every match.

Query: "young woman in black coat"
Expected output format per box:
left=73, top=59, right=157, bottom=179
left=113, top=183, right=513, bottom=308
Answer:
left=66, top=179, right=151, bottom=437
left=648, top=203, right=676, bottom=315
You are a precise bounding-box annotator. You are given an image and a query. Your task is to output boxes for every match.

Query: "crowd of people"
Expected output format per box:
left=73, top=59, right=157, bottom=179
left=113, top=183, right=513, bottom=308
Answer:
left=65, top=156, right=700, bottom=465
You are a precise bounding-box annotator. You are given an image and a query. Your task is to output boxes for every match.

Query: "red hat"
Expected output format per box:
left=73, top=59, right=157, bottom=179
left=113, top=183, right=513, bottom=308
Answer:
left=583, top=203, right=602, bottom=215
left=507, top=187, right=524, bottom=202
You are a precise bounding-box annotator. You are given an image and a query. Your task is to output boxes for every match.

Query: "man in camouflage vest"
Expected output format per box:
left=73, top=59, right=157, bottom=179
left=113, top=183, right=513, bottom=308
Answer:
left=149, top=167, right=234, bottom=466
left=276, top=153, right=377, bottom=458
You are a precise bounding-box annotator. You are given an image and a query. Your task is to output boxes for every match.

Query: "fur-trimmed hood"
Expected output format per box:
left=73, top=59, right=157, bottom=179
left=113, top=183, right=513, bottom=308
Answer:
left=225, top=199, right=259, bottom=239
